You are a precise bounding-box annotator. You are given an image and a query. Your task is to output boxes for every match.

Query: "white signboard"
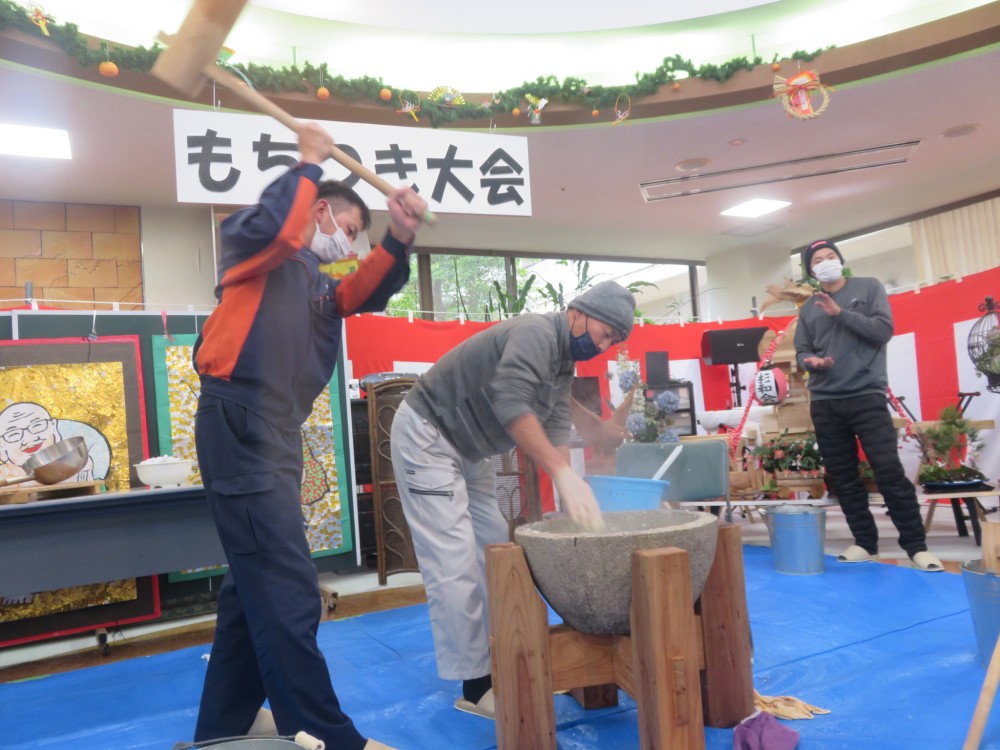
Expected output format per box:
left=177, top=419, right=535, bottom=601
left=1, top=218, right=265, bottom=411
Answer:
left=171, top=109, right=532, bottom=215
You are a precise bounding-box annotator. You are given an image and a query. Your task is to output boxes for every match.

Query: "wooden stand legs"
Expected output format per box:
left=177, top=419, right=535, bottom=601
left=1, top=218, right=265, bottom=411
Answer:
left=486, top=525, right=753, bottom=750
left=486, top=524, right=753, bottom=750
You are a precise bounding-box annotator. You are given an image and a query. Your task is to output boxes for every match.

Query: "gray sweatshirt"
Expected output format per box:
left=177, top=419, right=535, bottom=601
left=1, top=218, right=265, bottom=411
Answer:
left=405, top=312, right=574, bottom=460
left=794, top=276, right=894, bottom=401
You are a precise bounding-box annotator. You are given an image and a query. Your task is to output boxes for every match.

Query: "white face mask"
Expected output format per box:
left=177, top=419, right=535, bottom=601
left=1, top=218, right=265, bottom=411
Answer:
left=813, top=258, right=844, bottom=284
left=309, top=206, right=354, bottom=263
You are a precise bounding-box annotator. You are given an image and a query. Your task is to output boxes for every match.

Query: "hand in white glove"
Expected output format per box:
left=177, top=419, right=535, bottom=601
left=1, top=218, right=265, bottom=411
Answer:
left=552, top=467, right=605, bottom=532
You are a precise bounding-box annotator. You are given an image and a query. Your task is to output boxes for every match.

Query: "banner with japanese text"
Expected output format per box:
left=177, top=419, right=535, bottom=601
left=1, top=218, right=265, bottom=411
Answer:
left=171, top=109, right=532, bottom=214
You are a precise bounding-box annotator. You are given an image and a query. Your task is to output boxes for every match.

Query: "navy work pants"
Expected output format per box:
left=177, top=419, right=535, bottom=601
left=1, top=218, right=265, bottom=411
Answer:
left=811, top=393, right=927, bottom=557
left=193, top=394, right=365, bottom=750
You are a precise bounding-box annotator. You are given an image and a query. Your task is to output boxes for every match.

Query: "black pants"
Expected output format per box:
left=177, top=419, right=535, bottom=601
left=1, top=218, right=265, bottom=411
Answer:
left=193, top=394, right=365, bottom=750
left=811, top=393, right=927, bottom=557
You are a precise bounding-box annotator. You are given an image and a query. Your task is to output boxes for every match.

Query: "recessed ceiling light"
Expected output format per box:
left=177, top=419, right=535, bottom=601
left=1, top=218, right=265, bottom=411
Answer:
left=0, top=124, right=72, bottom=159
left=675, top=157, right=711, bottom=172
left=721, top=198, right=790, bottom=218
left=941, top=123, right=977, bottom=138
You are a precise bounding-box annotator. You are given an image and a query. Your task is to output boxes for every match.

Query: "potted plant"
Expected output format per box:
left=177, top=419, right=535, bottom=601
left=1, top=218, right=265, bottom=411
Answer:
left=912, top=405, right=987, bottom=489
left=752, top=431, right=825, bottom=498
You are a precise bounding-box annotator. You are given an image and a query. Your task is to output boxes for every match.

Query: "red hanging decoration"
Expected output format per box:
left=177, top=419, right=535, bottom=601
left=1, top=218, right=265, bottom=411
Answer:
left=28, top=3, right=51, bottom=36
left=771, top=70, right=832, bottom=120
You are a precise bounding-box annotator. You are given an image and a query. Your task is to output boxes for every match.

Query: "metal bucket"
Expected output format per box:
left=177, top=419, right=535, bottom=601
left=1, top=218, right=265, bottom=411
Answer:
left=765, top=505, right=827, bottom=575
left=960, top=560, right=1000, bottom=668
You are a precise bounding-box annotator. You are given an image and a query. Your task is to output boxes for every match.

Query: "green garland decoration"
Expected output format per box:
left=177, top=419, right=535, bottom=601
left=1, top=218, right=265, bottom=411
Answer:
left=0, top=0, right=828, bottom=127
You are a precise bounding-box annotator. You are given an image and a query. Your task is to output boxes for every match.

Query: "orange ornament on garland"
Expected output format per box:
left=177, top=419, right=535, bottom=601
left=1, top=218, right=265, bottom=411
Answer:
left=591, top=109, right=599, bottom=117
left=316, top=86, right=330, bottom=100
left=511, top=107, right=521, bottom=117
left=379, top=87, right=392, bottom=101
left=99, top=60, right=119, bottom=77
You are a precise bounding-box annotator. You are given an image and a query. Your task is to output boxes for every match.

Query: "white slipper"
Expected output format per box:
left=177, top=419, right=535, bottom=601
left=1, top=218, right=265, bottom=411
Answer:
left=363, top=740, right=397, bottom=750
left=247, top=707, right=278, bottom=737
left=837, top=544, right=879, bottom=563
left=910, top=551, right=944, bottom=572
left=454, top=687, right=495, bottom=719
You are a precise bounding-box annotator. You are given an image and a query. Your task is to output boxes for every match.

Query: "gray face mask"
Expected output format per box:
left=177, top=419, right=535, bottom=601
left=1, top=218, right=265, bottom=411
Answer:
left=309, top=206, right=353, bottom=263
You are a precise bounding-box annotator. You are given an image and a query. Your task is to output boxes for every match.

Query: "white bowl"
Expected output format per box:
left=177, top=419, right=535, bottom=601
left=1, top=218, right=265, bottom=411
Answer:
left=135, top=459, right=194, bottom=488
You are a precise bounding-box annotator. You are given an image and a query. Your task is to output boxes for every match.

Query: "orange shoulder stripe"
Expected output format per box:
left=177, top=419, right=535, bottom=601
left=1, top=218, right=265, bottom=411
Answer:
left=335, top=246, right=397, bottom=315
left=195, top=275, right=268, bottom=380
left=219, top=175, right=318, bottom=286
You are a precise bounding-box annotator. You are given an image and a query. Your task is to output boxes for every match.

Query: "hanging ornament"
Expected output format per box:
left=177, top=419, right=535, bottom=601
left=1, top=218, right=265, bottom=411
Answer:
left=28, top=3, right=50, bottom=36
left=99, top=42, right=118, bottom=77
left=511, top=106, right=521, bottom=117
left=314, top=69, right=329, bottom=100
left=591, top=109, right=600, bottom=117
left=396, top=91, right=421, bottom=123
left=613, top=94, right=631, bottom=125
left=428, top=86, right=465, bottom=107
left=379, top=87, right=392, bottom=101
left=772, top=70, right=832, bottom=120
left=524, top=94, right=547, bottom=125
left=217, top=46, right=236, bottom=64
left=672, top=81, right=681, bottom=92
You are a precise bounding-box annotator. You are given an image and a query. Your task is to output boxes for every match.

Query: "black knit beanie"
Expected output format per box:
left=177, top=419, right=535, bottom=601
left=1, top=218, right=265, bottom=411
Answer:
left=802, top=239, right=844, bottom=277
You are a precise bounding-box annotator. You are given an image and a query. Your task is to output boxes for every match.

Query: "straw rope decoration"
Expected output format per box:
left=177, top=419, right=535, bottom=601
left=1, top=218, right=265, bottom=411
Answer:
left=772, top=70, right=832, bottom=120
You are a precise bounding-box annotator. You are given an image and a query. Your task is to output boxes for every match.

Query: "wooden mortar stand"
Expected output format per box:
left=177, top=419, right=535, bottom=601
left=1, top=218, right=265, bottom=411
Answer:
left=964, top=521, right=1000, bottom=750
left=486, top=523, right=753, bottom=750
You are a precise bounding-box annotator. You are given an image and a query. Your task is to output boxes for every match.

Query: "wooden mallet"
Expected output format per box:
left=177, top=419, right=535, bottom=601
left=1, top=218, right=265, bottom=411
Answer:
left=151, top=0, right=437, bottom=225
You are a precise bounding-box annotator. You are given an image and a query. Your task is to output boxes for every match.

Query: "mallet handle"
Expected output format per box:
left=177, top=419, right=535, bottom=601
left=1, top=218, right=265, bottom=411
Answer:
left=203, top=64, right=438, bottom=225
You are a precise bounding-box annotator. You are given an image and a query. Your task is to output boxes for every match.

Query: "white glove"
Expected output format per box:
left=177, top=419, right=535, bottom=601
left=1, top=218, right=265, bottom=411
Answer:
left=552, top=467, right=605, bottom=532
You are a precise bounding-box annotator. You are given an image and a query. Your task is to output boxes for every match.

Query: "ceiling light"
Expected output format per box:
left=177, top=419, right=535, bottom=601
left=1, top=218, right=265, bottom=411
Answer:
left=941, top=123, right=977, bottom=138
left=675, top=157, right=711, bottom=172
left=640, top=141, right=919, bottom=201
left=721, top=199, right=790, bottom=218
left=0, top=124, right=72, bottom=159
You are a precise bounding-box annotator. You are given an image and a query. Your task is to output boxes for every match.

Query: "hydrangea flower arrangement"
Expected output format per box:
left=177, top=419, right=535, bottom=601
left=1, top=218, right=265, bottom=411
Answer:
left=615, top=346, right=680, bottom=443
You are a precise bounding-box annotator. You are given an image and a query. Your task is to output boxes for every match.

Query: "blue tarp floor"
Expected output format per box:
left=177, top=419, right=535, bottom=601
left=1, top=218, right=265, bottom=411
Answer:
left=1, top=545, right=997, bottom=749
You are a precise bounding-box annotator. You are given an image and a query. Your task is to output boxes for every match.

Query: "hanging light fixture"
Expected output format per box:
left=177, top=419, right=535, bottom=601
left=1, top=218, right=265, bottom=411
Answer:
left=967, top=296, right=1000, bottom=393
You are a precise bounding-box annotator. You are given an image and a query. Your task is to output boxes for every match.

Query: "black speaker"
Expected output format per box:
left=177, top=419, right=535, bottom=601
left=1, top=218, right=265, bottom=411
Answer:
left=645, top=351, right=670, bottom=387
left=701, top=326, right=768, bottom=365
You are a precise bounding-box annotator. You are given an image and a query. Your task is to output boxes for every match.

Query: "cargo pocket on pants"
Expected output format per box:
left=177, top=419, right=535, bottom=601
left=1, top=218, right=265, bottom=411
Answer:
left=210, top=471, right=276, bottom=554
left=403, top=466, right=461, bottom=532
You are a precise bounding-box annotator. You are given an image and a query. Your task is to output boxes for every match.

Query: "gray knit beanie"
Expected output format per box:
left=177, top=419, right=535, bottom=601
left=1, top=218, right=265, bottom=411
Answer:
left=568, top=280, right=636, bottom=339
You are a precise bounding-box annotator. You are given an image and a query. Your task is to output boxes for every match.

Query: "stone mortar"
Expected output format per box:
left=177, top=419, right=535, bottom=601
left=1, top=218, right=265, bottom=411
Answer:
left=514, top=509, right=719, bottom=635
